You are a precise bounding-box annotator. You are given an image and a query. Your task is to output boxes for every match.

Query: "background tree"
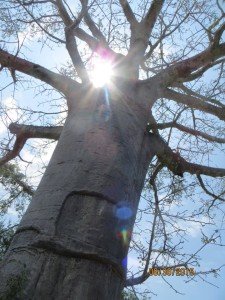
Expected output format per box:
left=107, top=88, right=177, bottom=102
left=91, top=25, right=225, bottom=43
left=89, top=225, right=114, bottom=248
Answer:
left=0, top=0, right=225, bottom=299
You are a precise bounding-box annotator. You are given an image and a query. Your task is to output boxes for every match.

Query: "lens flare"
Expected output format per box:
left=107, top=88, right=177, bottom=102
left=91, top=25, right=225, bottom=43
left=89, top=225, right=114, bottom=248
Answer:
left=116, top=206, right=133, bottom=220
left=117, top=228, right=131, bottom=245
left=91, top=57, right=113, bottom=87
left=122, top=256, right=128, bottom=272
left=115, top=201, right=133, bottom=221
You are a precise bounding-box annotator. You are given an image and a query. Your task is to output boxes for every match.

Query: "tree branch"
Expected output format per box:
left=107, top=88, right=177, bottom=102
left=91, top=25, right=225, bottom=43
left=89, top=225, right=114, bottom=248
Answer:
left=163, top=88, right=225, bottom=121
left=150, top=121, right=225, bottom=143
left=142, top=0, right=164, bottom=36
left=149, top=133, right=225, bottom=178
left=55, top=0, right=120, bottom=66
left=0, top=134, right=27, bottom=167
left=9, top=123, right=62, bottom=140
left=118, top=0, right=137, bottom=27
left=17, top=0, right=65, bottom=44
left=178, top=84, right=225, bottom=108
left=0, top=123, right=62, bottom=167
left=123, top=0, right=164, bottom=79
left=65, top=28, right=89, bottom=83
left=181, top=58, right=225, bottom=82
left=0, top=49, right=79, bottom=95
left=80, top=0, right=107, bottom=43
left=145, top=43, right=225, bottom=86
left=73, top=28, right=100, bottom=51
left=55, top=0, right=72, bottom=26
left=197, top=175, right=225, bottom=202
left=54, top=0, right=90, bottom=83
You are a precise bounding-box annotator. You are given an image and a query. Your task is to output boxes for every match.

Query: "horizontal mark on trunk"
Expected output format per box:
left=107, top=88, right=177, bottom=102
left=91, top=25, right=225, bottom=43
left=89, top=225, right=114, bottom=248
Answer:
left=31, top=238, right=125, bottom=281
left=10, top=231, right=125, bottom=281
left=64, top=190, right=118, bottom=205
left=16, top=226, right=41, bottom=235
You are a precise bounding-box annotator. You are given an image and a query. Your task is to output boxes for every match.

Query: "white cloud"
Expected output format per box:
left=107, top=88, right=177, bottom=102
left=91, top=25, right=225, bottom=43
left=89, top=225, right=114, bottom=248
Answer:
left=175, top=216, right=212, bottom=238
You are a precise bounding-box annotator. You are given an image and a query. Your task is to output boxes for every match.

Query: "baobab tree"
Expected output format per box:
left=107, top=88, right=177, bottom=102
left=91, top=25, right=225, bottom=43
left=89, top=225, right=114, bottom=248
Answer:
left=0, top=0, right=225, bottom=299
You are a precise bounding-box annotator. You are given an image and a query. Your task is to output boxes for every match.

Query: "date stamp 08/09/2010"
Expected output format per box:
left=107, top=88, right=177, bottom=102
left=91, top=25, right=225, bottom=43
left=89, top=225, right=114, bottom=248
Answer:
left=148, top=267, right=196, bottom=276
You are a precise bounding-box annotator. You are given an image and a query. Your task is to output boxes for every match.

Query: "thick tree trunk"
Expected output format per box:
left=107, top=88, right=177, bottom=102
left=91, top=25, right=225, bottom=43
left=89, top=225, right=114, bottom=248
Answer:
left=0, top=84, right=155, bottom=299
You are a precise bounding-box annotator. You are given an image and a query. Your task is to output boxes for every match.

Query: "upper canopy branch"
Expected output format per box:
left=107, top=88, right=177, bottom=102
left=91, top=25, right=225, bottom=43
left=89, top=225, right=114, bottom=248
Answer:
left=54, top=0, right=121, bottom=74
left=197, top=175, right=225, bottom=203
left=55, top=0, right=90, bottom=82
left=123, top=0, right=164, bottom=79
left=150, top=42, right=225, bottom=86
left=0, top=48, right=79, bottom=96
left=16, top=0, right=65, bottom=44
left=177, top=83, right=225, bottom=108
left=80, top=0, right=107, bottom=43
left=141, top=0, right=165, bottom=36
left=163, top=88, right=225, bottom=122
left=143, top=11, right=191, bottom=64
left=118, top=0, right=138, bottom=27
left=65, top=28, right=89, bottom=83
left=143, top=17, right=225, bottom=85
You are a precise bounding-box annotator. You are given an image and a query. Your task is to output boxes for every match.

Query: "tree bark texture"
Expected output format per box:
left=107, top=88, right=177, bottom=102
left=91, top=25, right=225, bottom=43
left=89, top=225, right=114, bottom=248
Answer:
left=0, top=84, right=155, bottom=299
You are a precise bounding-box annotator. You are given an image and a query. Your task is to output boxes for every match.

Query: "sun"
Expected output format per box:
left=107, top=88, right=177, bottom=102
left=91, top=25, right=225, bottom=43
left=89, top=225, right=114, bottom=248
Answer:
left=90, top=56, right=113, bottom=88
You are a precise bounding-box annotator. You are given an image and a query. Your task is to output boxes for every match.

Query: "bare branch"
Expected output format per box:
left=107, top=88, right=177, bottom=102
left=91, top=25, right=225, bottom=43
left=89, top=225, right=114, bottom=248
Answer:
left=197, top=175, right=225, bottom=203
left=150, top=121, right=225, bottom=144
left=65, top=28, right=89, bottom=83
left=80, top=0, right=107, bottom=43
left=54, top=0, right=89, bottom=82
left=0, top=134, right=27, bottom=167
left=118, top=0, right=137, bottom=27
left=73, top=27, right=100, bottom=51
left=163, top=88, right=225, bottom=122
left=9, top=123, right=62, bottom=140
left=17, top=0, right=65, bottom=44
left=213, top=22, right=225, bottom=47
left=144, top=12, right=190, bottom=63
left=0, top=49, right=79, bottom=95
left=149, top=133, right=225, bottom=178
left=178, top=84, right=225, bottom=108
left=145, top=43, right=225, bottom=86
left=0, top=123, right=62, bottom=167
left=55, top=0, right=72, bottom=26
left=126, top=179, right=159, bottom=287
left=142, top=0, right=165, bottom=36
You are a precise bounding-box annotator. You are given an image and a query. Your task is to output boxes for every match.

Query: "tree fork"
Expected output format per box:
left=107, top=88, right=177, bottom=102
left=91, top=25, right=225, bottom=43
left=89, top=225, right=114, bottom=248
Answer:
left=0, top=85, right=155, bottom=299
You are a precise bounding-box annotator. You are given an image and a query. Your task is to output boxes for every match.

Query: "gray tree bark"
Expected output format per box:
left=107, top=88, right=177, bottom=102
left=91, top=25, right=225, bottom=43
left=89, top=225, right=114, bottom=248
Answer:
left=0, top=84, right=155, bottom=299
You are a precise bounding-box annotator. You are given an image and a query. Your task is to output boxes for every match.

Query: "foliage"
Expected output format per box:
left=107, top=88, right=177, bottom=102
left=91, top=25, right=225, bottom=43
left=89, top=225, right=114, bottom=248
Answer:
left=0, top=222, right=16, bottom=261
left=1, top=269, right=28, bottom=300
